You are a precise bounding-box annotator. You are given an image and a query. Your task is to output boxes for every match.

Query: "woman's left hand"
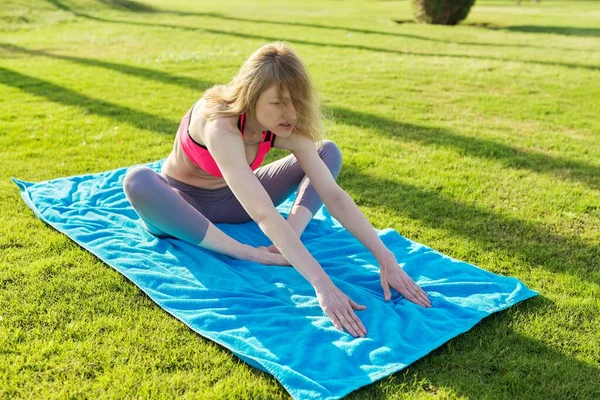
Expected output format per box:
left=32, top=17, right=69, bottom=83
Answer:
left=379, top=253, right=431, bottom=308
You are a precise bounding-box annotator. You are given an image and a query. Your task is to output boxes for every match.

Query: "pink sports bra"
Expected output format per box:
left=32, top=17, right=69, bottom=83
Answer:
left=178, top=102, right=277, bottom=178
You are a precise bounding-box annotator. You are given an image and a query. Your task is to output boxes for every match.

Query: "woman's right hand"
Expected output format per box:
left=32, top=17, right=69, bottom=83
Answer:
left=314, top=281, right=368, bottom=338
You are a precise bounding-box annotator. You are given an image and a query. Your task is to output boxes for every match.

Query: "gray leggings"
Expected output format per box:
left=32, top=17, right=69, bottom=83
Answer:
left=123, top=140, right=342, bottom=244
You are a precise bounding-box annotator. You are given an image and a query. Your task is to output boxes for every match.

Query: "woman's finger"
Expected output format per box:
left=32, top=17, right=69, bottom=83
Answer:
left=345, top=307, right=367, bottom=336
left=262, top=252, right=291, bottom=266
left=407, top=280, right=431, bottom=307
left=275, top=254, right=292, bottom=266
left=406, top=286, right=430, bottom=308
left=403, top=288, right=422, bottom=305
left=329, top=311, right=347, bottom=333
left=346, top=298, right=368, bottom=335
left=348, top=297, right=367, bottom=311
left=393, top=281, right=422, bottom=306
left=335, top=312, right=360, bottom=338
left=267, top=244, right=280, bottom=254
left=328, top=312, right=344, bottom=332
left=343, top=310, right=365, bottom=337
left=380, top=278, right=392, bottom=301
left=413, top=284, right=431, bottom=307
left=388, top=274, right=430, bottom=307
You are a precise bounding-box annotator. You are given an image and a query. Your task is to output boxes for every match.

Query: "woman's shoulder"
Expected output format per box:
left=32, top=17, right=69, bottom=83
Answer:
left=188, top=100, right=240, bottom=145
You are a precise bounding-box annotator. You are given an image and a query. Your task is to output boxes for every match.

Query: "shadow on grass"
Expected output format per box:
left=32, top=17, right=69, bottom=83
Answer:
left=466, top=22, right=600, bottom=38
left=86, top=0, right=600, bottom=45
left=331, top=106, right=600, bottom=193
left=504, top=25, right=600, bottom=38
left=96, top=0, right=156, bottom=13
left=49, top=0, right=155, bottom=13
left=352, top=296, right=599, bottom=399
left=45, top=0, right=600, bottom=72
left=153, top=13, right=586, bottom=53
left=2, top=66, right=597, bottom=286
left=338, top=162, right=598, bottom=285
left=0, top=66, right=178, bottom=135
left=0, top=43, right=214, bottom=92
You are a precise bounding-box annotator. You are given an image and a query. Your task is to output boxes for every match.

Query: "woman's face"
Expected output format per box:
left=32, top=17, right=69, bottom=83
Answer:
left=255, top=85, right=297, bottom=138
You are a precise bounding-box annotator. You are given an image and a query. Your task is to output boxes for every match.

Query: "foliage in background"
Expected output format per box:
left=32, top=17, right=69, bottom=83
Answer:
left=412, top=0, right=477, bottom=25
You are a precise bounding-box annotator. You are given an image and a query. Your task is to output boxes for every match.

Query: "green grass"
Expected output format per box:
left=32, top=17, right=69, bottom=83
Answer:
left=1, top=0, right=599, bottom=398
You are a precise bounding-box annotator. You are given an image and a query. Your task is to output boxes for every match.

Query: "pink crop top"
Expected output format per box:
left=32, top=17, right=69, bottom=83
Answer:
left=178, top=103, right=277, bottom=178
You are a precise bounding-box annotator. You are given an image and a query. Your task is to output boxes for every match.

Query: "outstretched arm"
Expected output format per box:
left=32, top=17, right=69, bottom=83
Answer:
left=325, top=190, right=394, bottom=263
left=275, top=134, right=430, bottom=308
left=325, top=190, right=431, bottom=307
left=275, top=135, right=399, bottom=263
left=280, top=179, right=430, bottom=309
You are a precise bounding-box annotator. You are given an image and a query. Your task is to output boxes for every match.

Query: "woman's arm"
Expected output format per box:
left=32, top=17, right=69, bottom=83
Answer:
left=257, top=208, right=332, bottom=287
left=270, top=186, right=394, bottom=267
left=205, top=126, right=333, bottom=287
left=207, top=128, right=369, bottom=336
left=324, top=190, right=394, bottom=263
left=282, top=135, right=429, bottom=305
left=324, top=190, right=431, bottom=307
left=281, top=135, right=393, bottom=261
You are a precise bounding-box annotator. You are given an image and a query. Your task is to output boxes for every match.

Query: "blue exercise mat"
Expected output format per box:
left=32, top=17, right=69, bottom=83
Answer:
left=13, top=160, right=538, bottom=400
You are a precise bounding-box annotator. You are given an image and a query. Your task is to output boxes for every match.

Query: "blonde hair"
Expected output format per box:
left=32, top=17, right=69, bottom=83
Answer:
left=201, top=41, right=325, bottom=146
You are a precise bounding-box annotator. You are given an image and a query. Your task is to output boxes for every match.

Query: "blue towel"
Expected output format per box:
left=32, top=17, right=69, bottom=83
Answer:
left=13, top=160, right=538, bottom=400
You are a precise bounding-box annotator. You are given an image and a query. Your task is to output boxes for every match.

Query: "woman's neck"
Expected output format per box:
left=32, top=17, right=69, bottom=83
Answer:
left=243, top=113, right=266, bottom=140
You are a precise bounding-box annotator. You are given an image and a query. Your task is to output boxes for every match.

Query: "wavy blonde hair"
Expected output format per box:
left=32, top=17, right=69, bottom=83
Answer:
left=201, top=41, right=325, bottom=146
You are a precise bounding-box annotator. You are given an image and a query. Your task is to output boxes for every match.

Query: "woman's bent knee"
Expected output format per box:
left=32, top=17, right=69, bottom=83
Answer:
left=123, top=166, right=163, bottom=203
left=318, top=140, right=342, bottom=177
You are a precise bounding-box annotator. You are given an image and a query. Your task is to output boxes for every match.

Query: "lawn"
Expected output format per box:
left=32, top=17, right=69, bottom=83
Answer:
left=0, top=0, right=598, bottom=398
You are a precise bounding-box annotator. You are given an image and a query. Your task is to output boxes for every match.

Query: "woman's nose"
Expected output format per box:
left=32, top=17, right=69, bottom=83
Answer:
left=286, top=104, right=297, bottom=123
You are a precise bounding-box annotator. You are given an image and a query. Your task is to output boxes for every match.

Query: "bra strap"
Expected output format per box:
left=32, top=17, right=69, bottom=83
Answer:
left=239, top=113, right=246, bottom=136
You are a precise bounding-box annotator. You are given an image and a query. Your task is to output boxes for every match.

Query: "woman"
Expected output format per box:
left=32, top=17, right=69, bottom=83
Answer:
left=123, top=42, right=431, bottom=338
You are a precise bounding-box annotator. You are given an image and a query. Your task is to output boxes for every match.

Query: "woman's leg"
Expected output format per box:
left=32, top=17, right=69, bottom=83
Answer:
left=123, top=166, right=209, bottom=241
left=287, top=140, right=343, bottom=215
left=123, top=166, right=257, bottom=260
left=209, top=140, right=343, bottom=223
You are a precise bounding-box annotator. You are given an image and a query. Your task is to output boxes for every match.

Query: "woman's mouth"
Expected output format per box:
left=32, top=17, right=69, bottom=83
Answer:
left=279, top=123, right=293, bottom=129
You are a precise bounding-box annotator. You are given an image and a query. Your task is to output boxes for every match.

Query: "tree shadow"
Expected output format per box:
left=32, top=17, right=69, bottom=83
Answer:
left=338, top=163, right=598, bottom=285
left=45, top=0, right=600, bottom=72
left=45, top=0, right=154, bottom=13
left=0, top=66, right=178, bottom=135
left=331, top=106, right=600, bottom=193
left=351, top=296, right=599, bottom=399
left=504, top=25, right=600, bottom=38
left=466, top=22, right=600, bottom=38
left=3, top=58, right=597, bottom=286
left=27, top=9, right=592, bottom=195
left=162, top=13, right=586, bottom=53
left=462, top=21, right=505, bottom=29
left=51, top=0, right=592, bottom=52
left=217, top=14, right=596, bottom=53
left=0, top=43, right=213, bottom=92
left=45, top=0, right=71, bottom=12
left=96, top=0, right=156, bottom=13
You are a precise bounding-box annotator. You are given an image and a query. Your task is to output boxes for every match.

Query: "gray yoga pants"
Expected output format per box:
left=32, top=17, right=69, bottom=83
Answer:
left=123, top=140, right=342, bottom=244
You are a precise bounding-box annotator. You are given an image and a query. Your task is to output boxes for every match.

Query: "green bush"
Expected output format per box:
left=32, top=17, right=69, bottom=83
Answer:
left=412, top=0, right=476, bottom=25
